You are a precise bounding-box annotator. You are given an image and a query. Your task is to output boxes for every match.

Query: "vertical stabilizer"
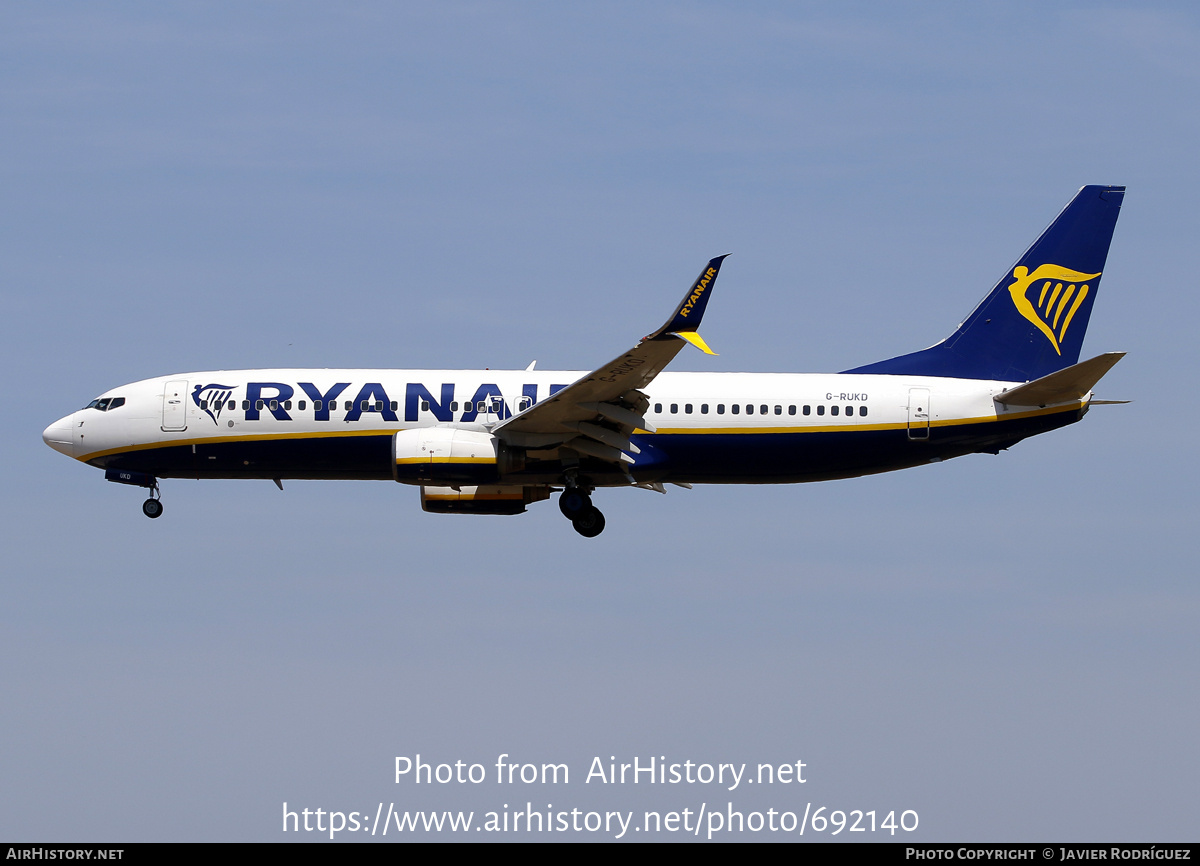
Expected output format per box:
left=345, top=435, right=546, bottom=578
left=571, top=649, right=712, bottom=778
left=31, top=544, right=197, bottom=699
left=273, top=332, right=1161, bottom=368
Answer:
left=845, top=185, right=1124, bottom=381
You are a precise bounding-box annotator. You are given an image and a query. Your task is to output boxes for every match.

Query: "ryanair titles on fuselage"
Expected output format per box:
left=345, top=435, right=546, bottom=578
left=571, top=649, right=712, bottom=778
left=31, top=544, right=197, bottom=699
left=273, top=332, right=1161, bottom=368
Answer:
left=190, top=378, right=572, bottom=426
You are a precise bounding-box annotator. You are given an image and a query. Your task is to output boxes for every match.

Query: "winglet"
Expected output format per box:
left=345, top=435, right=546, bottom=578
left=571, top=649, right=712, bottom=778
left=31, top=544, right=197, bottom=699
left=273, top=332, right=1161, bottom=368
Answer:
left=649, top=255, right=729, bottom=348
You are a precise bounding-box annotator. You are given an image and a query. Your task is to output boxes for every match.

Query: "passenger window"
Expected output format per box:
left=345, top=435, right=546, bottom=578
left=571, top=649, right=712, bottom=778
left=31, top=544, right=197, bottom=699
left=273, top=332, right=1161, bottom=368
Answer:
left=478, top=401, right=487, bottom=412
left=760, top=404, right=768, bottom=415
left=451, top=401, right=458, bottom=411
left=746, top=405, right=754, bottom=415
left=654, top=403, right=662, bottom=413
left=817, top=405, right=825, bottom=416
left=670, top=404, right=678, bottom=414
left=284, top=400, right=292, bottom=410
left=421, top=401, right=430, bottom=411
left=700, top=404, right=709, bottom=414
left=803, top=405, right=811, bottom=415
left=242, top=400, right=250, bottom=410
left=860, top=406, right=868, bottom=417
left=298, top=400, right=307, bottom=410
left=717, top=404, right=725, bottom=414
left=256, top=400, right=264, bottom=410
left=732, top=404, right=740, bottom=415
left=845, top=405, right=852, bottom=416
left=774, top=405, right=781, bottom=415
left=685, top=403, right=693, bottom=414
left=200, top=400, right=208, bottom=410
left=391, top=401, right=398, bottom=411
left=788, top=405, right=796, bottom=415
left=346, top=401, right=353, bottom=410
left=831, top=405, right=839, bottom=416
left=314, top=400, right=323, bottom=411
left=269, top=400, right=278, bottom=411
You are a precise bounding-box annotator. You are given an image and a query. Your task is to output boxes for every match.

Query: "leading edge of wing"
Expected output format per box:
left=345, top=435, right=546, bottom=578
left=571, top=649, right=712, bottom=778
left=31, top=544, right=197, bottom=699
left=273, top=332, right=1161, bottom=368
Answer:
left=493, top=255, right=729, bottom=457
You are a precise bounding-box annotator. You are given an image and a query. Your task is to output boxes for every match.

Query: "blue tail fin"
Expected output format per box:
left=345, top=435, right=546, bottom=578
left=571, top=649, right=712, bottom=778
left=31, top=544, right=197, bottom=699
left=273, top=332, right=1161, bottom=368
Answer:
left=845, top=185, right=1125, bottom=381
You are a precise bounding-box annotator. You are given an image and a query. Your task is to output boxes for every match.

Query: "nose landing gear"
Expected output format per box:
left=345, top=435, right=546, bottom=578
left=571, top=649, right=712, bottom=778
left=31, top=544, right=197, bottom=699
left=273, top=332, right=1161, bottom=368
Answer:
left=142, top=481, right=163, bottom=519
left=559, top=484, right=605, bottom=537
left=103, top=468, right=164, bottom=519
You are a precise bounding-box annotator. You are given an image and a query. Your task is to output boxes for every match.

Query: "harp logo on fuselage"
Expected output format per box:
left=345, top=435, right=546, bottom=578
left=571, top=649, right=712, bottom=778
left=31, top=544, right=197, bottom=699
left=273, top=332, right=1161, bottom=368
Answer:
left=192, top=383, right=237, bottom=425
left=1007, top=264, right=1101, bottom=355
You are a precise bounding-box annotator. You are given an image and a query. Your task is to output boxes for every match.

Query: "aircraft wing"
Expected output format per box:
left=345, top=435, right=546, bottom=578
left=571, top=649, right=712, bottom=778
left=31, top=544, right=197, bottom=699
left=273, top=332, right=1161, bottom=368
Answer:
left=493, top=255, right=728, bottom=465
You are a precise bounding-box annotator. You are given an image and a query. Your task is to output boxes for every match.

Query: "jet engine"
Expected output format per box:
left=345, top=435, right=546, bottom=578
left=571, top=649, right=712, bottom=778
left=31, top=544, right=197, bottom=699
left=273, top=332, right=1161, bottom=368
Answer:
left=420, top=485, right=551, bottom=515
left=392, top=427, right=524, bottom=486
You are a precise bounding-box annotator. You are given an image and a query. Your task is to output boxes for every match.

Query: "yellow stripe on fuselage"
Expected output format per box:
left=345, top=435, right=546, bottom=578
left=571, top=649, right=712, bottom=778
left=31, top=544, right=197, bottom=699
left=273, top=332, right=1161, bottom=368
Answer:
left=423, top=493, right=523, bottom=501
left=395, top=457, right=497, bottom=465
left=651, top=401, right=1079, bottom=435
left=78, top=427, right=396, bottom=462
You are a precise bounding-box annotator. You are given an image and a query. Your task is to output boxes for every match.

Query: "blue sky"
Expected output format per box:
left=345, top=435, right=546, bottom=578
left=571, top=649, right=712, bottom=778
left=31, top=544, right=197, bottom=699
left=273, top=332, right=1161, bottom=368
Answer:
left=3, top=2, right=1197, bottom=841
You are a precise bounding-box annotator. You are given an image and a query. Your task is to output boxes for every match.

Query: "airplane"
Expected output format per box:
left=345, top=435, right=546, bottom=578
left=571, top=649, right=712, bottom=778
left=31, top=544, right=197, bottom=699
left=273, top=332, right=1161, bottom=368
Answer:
left=42, top=185, right=1126, bottom=537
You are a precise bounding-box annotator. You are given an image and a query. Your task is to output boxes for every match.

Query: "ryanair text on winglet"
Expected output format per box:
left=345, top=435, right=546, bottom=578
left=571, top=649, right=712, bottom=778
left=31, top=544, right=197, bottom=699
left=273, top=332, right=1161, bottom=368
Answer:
left=677, top=267, right=717, bottom=319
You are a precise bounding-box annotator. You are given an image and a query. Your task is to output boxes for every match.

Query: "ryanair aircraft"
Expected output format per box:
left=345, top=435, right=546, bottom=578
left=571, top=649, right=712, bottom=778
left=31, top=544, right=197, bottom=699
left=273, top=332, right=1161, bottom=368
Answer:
left=43, top=185, right=1126, bottom=537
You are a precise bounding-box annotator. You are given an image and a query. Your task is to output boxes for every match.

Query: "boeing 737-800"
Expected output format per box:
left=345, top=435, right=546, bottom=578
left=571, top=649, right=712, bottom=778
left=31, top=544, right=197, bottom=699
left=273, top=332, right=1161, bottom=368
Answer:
left=43, top=185, right=1126, bottom=537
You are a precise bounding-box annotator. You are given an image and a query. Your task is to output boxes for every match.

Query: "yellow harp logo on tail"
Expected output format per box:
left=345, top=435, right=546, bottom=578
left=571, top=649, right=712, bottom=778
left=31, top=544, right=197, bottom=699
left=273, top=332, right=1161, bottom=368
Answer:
left=1007, top=264, right=1101, bottom=355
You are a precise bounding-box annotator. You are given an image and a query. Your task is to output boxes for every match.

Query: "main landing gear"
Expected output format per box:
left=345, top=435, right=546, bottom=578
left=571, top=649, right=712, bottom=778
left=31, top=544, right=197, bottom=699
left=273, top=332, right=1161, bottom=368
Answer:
left=559, top=485, right=605, bottom=538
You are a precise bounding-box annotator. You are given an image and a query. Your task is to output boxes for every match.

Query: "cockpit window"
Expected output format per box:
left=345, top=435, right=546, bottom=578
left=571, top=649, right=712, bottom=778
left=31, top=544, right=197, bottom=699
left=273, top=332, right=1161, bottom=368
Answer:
left=84, top=397, right=126, bottom=411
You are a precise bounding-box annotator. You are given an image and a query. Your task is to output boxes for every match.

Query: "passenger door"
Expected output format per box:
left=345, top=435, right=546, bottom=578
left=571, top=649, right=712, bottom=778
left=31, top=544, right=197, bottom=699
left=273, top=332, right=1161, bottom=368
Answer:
left=162, top=380, right=188, bottom=432
left=907, top=388, right=930, bottom=441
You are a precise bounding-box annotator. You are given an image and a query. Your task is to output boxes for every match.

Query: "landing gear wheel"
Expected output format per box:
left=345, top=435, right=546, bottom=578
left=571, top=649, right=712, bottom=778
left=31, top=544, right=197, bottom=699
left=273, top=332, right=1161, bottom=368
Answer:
left=142, top=498, right=163, bottom=519
left=559, top=488, right=592, bottom=519
left=572, top=505, right=605, bottom=538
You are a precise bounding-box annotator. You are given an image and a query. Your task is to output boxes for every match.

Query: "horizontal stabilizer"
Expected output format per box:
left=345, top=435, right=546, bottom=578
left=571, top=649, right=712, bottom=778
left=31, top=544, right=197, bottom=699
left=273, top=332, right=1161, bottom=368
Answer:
left=995, top=352, right=1125, bottom=407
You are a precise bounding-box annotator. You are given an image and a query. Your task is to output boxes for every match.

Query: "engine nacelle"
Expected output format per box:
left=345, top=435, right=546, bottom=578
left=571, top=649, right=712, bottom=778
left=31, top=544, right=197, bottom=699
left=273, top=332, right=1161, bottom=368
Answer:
left=420, top=485, right=551, bottom=515
left=392, top=427, right=523, bottom=486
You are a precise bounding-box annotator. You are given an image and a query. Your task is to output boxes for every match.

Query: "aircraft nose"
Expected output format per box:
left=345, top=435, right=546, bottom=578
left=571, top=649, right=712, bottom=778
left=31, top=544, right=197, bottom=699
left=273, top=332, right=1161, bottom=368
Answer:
left=42, top=414, right=76, bottom=457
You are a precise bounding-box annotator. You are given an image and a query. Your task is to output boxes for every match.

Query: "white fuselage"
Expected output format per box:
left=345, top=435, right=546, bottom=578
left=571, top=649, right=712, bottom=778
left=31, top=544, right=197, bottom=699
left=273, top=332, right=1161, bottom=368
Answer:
left=43, top=368, right=1086, bottom=486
